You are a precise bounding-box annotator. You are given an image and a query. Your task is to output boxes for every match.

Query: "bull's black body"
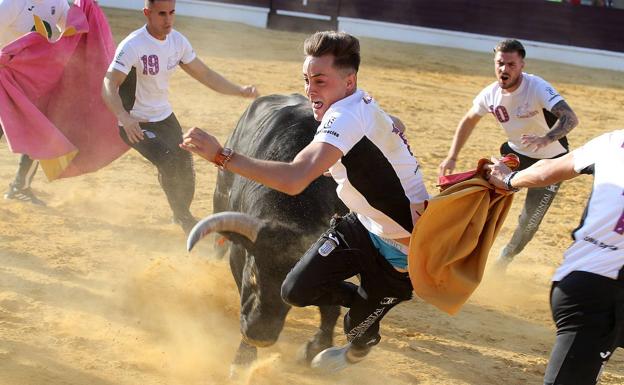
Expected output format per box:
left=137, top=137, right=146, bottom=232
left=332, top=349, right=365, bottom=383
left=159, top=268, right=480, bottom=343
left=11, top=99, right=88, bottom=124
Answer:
left=213, top=94, right=347, bottom=368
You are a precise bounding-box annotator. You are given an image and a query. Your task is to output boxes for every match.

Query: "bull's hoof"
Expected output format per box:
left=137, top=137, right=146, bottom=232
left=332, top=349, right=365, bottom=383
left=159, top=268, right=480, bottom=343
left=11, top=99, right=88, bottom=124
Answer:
left=296, top=333, right=333, bottom=365
left=230, top=341, right=257, bottom=379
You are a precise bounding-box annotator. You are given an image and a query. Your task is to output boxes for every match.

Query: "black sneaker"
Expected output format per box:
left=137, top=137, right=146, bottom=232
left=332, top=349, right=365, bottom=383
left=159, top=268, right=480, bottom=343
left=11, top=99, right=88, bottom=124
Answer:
left=4, top=186, right=46, bottom=206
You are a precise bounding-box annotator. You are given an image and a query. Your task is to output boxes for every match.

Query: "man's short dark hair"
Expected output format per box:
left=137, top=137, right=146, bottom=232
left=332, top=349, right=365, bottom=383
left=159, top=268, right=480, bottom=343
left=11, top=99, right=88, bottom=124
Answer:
left=145, top=0, right=173, bottom=7
left=304, top=31, right=360, bottom=73
left=494, top=39, right=526, bottom=59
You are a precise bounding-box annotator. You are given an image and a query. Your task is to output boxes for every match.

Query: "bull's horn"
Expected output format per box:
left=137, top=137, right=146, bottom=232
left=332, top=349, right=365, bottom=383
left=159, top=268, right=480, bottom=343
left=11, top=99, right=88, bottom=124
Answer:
left=187, top=211, right=264, bottom=252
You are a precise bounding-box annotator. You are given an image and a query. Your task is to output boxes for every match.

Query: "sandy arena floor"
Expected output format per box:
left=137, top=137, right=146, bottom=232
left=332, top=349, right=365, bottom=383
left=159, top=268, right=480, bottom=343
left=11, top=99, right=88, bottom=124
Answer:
left=1, top=6, right=623, bottom=385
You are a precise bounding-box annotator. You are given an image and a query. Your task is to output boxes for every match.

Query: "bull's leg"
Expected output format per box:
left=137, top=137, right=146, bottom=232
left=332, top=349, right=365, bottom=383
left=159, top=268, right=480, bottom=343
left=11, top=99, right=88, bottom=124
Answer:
left=230, top=340, right=257, bottom=379
left=297, top=305, right=341, bottom=364
left=228, top=245, right=255, bottom=379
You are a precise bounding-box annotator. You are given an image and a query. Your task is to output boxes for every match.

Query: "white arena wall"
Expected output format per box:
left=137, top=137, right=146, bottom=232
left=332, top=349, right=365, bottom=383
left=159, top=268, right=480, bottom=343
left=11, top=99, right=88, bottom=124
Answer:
left=97, top=0, right=624, bottom=72
left=97, top=0, right=269, bottom=29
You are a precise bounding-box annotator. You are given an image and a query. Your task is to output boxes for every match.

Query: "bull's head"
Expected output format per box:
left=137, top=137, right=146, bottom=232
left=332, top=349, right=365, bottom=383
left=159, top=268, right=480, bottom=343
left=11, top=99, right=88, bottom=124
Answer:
left=187, top=211, right=300, bottom=346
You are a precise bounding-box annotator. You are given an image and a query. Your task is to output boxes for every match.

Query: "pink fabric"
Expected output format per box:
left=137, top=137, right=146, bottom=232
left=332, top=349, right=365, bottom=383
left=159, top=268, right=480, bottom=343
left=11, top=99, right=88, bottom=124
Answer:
left=0, top=0, right=128, bottom=179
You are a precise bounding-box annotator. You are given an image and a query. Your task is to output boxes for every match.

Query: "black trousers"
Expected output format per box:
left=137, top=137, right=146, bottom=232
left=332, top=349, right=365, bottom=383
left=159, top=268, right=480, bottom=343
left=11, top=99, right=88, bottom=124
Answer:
left=281, top=213, right=413, bottom=348
left=544, top=270, right=624, bottom=385
left=119, top=113, right=195, bottom=222
left=0, top=125, right=38, bottom=189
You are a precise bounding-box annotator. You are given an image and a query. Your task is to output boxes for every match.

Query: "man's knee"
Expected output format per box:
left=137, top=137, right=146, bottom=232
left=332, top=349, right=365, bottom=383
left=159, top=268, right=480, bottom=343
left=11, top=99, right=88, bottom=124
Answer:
left=280, top=273, right=312, bottom=307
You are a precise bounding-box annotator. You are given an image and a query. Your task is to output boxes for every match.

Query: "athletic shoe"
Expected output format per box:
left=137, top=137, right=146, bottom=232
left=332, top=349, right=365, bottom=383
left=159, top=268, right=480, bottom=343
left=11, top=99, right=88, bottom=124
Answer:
left=310, top=343, right=369, bottom=374
left=4, top=186, right=46, bottom=206
left=173, top=214, right=198, bottom=235
left=492, top=254, right=513, bottom=273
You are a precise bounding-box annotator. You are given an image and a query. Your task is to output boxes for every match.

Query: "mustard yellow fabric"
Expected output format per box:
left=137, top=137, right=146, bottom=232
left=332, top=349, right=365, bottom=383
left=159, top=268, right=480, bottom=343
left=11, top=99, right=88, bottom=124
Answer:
left=408, top=176, right=514, bottom=315
left=39, top=151, right=78, bottom=180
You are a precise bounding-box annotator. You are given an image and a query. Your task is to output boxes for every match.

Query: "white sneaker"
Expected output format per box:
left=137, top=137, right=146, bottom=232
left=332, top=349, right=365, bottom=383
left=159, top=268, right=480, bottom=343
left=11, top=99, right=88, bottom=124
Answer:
left=310, top=343, right=369, bottom=374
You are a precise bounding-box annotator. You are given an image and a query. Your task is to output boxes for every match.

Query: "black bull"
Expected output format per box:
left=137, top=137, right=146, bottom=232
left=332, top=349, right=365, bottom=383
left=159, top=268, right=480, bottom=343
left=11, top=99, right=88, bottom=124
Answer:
left=187, top=94, right=348, bottom=369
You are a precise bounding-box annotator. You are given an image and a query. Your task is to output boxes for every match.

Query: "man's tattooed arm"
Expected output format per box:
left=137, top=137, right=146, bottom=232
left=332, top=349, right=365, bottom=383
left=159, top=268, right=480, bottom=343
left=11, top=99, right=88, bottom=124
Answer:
left=546, top=100, right=579, bottom=142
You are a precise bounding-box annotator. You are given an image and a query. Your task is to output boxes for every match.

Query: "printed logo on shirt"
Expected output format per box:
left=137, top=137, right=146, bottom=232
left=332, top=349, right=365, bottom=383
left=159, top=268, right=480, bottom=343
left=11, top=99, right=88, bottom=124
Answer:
left=583, top=236, right=619, bottom=251
left=323, top=115, right=337, bottom=129
left=167, top=54, right=179, bottom=70
left=316, top=115, right=340, bottom=137
left=545, top=87, right=561, bottom=102
left=362, top=94, right=373, bottom=104
left=51, top=6, right=56, bottom=15
left=516, top=103, right=538, bottom=119
left=115, top=50, right=125, bottom=61
left=316, top=129, right=340, bottom=138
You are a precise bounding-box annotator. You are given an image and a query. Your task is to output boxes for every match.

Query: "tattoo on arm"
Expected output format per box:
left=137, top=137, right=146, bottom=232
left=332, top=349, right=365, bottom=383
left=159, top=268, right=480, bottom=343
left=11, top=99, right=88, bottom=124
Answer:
left=546, top=100, right=579, bottom=142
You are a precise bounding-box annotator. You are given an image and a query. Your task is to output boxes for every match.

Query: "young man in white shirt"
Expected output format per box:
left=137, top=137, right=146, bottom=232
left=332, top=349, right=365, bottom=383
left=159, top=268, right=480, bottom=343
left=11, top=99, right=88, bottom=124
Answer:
left=181, top=31, right=428, bottom=373
left=438, top=39, right=579, bottom=271
left=0, top=0, right=71, bottom=205
left=487, top=129, right=624, bottom=385
left=101, top=0, right=258, bottom=234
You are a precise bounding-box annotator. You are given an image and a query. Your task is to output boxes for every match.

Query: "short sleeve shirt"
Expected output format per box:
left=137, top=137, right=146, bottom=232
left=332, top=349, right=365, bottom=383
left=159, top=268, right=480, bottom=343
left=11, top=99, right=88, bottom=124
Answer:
left=312, top=89, right=429, bottom=239
left=472, top=73, right=567, bottom=159
left=552, top=130, right=624, bottom=281
left=0, top=0, right=70, bottom=47
left=108, top=26, right=196, bottom=122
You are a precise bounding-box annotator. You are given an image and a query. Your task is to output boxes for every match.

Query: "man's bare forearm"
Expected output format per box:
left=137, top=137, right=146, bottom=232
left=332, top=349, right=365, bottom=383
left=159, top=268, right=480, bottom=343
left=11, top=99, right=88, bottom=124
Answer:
left=545, top=100, right=579, bottom=142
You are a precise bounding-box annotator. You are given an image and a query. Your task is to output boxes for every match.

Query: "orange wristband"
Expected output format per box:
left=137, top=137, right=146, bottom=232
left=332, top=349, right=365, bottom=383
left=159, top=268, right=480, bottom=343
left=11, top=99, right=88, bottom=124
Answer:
left=213, top=147, right=234, bottom=170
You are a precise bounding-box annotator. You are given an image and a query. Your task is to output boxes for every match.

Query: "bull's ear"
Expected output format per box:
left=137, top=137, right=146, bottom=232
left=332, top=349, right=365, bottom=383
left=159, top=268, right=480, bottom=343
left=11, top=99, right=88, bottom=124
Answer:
left=245, top=224, right=304, bottom=261
left=220, top=231, right=256, bottom=251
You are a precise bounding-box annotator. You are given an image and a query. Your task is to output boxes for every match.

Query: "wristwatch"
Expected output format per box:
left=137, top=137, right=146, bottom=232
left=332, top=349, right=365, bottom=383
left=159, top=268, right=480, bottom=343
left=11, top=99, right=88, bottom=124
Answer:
left=503, top=171, right=520, bottom=192
left=213, top=147, right=234, bottom=170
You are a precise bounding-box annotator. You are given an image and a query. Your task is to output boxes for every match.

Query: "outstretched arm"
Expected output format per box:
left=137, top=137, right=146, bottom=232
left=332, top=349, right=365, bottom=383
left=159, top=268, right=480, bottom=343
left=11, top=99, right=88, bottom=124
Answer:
left=180, top=58, right=259, bottom=98
left=180, top=127, right=342, bottom=195
left=521, top=100, right=579, bottom=151
left=486, top=152, right=579, bottom=190
left=101, top=69, right=145, bottom=143
left=438, top=109, right=482, bottom=176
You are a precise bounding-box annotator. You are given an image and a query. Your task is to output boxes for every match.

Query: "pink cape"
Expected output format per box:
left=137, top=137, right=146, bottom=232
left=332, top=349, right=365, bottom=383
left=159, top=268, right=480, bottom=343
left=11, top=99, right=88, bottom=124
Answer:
left=0, top=0, right=128, bottom=180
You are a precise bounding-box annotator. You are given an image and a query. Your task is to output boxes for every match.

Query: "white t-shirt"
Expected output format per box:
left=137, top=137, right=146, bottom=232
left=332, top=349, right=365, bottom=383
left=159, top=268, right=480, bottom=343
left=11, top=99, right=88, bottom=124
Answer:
left=109, top=26, right=196, bottom=122
left=0, top=0, right=69, bottom=46
left=472, top=73, right=568, bottom=159
left=312, top=89, right=429, bottom=239
left=552, top=129, right=624, bottom=281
